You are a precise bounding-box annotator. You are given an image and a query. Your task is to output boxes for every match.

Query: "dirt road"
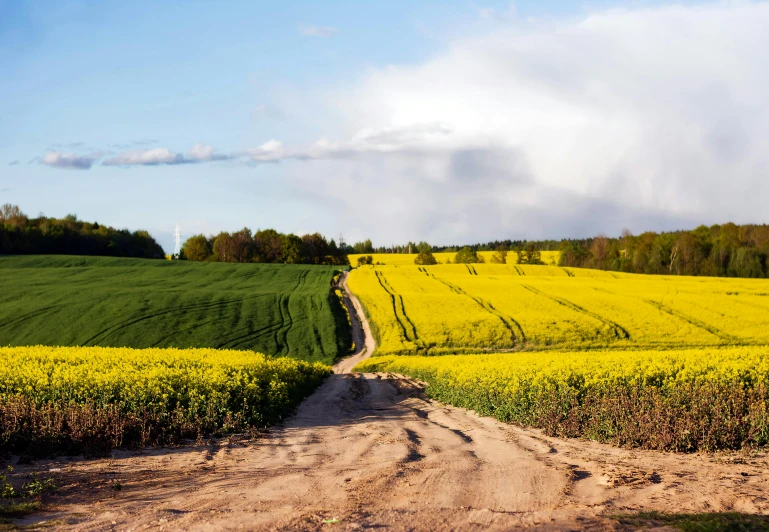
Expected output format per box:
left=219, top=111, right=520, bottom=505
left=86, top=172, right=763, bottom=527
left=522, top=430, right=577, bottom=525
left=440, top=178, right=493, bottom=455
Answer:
left=333, top=271, right=376, bottom=374
left=12, top=274, right=769, bottom=530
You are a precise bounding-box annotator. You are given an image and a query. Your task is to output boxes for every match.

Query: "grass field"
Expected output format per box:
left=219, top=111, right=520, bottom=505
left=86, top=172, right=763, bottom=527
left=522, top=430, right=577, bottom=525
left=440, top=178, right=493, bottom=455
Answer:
left=349, top=250, right=560, bottom=266
left=348, top=263, right=769, bottom=355
left=0, top=256, right=350, bottom=365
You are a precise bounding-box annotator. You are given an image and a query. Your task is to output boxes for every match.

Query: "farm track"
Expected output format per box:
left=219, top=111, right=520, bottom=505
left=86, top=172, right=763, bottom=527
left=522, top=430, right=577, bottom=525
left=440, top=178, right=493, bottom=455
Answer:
left=17, top=270, right=769, bottom=531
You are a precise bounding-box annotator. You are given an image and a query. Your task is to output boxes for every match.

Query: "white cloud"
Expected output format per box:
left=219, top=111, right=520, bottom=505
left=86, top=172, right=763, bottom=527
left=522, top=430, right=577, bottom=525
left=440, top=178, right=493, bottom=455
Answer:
left=188, top=143, right=213, bottom=161
left=103, top=147, right=183, bottom=166
left=274, top=2, right=769, bottom=243
left=243, top=139, right=286, bottom=162
left=27, top=3, right=769, bottom=244
left=101, top=144, right=232, bottom=166
left=299, top=25, right=338, bottom=38
left=41, top=151, right=99, bottom=170
left=240, top=123, right=455, bottom=163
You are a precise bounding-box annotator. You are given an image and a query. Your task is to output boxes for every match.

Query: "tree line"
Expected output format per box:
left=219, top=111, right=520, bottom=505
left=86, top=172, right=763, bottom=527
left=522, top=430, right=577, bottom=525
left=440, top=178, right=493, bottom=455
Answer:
left=181, top=229, right=349, bottom=265
left=0, top=204, right=165, bottom=259
left=350, top=238, right=561, bottom=255
left=558, top=224, right=769, bottom=278
left=356, top=241, right=541, bottom=267
left=352, top=223, right=769, bottom=278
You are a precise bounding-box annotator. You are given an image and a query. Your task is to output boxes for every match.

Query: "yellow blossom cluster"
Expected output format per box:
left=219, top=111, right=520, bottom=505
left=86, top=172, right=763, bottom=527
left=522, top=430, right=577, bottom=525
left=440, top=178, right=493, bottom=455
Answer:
left=0, top=345, right=331, bottom=425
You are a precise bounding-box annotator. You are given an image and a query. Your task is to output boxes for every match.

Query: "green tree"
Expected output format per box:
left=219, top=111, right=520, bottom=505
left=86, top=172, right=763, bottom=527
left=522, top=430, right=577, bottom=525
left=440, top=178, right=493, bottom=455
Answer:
left=281, top=234, right=303, bottom=264
left=254, top=229, right=283, bottom=263
left=230, top=228, right=254, bottom=262
left=212, top=232, right=233, bottom=262
left=517, top=243, right=543, bottom=265
left=181, top=234, right=212, bottom=261
left=490, top=244, right=508, bottom=264
left=414, top=243, right=437, bottom=265
left=352, top=239, right=374, bottom=254
left=301, top=233, right=330, bottom=264
left=558, top=241, right=588, bottom=267
left=728, top=247, right=765, bottom=278
left=454, top=246, right=480, bottom=264
left=357, top=255, right=374, bottom=266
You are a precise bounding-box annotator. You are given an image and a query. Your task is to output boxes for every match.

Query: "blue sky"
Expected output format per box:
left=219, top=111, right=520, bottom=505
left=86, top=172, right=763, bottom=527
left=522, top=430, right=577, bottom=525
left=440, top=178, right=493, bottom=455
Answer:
left=2, top=0, right=766, bottom=252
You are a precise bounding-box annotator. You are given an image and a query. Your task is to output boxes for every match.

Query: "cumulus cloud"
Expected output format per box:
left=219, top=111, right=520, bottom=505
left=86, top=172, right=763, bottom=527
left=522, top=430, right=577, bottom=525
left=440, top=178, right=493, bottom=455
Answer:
left=102, top=144, right=232, bottom=166
left=41, top=151, right=99, bottom=170
left=187, top=143, right=231, bottom=162
left=244, top=140, right=287, bottom=162
left=299, top=25, right=337, bottom=37
left=275, top=2, right=769, bottom=243
left=26, top=3, right=769, bottom=243
left=103, top=147, right=184, bottom=166
left=240, top=123, right=455, bottom=163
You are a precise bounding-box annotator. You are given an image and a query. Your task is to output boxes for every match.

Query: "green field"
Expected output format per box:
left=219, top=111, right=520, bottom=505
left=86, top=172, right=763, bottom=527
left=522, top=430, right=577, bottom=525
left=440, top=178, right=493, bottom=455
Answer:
left=0, top=255, right=350, bottom=364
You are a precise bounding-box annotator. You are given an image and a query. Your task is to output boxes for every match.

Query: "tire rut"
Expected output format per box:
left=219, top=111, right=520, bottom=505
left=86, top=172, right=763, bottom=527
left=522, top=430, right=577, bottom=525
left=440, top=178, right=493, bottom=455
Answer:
left=521, top=284, right=631, bottom=340
left=430, top=273, right=525, bottom=346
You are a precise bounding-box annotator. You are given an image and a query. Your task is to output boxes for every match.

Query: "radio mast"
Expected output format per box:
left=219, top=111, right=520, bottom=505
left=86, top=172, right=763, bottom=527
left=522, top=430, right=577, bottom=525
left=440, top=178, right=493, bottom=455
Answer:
left=173, top=222, right=181, bottom=259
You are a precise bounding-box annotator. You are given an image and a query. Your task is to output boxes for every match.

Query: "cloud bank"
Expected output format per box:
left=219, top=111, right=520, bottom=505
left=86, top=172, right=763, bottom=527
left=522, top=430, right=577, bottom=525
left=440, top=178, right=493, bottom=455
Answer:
left=32, top=3, right=769, bottom=243
left=102, top=144, right=232, bottom=166
left=285, top=2, right=769, bottom=242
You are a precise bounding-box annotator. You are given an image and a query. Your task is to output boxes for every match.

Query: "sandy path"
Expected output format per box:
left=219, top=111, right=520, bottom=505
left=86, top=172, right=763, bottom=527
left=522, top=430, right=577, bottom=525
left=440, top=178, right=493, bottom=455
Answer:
left=9, top=271, right=769, bottom=530
left=332, top=271, right=376, bottom=374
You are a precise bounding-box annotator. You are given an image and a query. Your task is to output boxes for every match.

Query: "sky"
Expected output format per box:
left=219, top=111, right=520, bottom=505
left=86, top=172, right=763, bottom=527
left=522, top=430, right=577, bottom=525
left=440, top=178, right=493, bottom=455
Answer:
left=2, top=0, right=768, bottom=252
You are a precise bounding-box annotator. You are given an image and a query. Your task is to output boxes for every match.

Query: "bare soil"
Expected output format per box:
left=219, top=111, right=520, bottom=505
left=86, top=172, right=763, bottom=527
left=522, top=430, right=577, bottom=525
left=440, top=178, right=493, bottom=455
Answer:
left=6, top=272, right=769, bottom=530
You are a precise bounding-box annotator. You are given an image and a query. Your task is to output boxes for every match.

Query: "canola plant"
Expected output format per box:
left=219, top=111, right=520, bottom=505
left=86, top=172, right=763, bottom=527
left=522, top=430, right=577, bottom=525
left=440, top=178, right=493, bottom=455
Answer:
left=357, top=347, right=769, bottom=450
left=0, top=346, right=331, bottom=454
left=348, top=264, right=769, bottom=355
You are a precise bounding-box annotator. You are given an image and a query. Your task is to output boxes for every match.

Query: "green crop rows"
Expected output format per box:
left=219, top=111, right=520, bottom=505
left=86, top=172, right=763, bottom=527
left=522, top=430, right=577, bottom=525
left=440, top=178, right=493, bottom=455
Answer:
left=0, top=256, right=350, bottom=364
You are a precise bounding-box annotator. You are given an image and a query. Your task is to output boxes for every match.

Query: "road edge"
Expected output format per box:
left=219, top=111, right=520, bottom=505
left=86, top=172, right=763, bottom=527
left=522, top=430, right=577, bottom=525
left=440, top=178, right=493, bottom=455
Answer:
left=333, top=270, right=376, bottom=374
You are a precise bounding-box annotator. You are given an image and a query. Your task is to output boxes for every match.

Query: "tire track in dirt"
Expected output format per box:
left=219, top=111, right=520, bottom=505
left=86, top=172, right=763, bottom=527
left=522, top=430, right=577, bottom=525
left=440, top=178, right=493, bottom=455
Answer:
left=30, top=371, right=769, bottom=531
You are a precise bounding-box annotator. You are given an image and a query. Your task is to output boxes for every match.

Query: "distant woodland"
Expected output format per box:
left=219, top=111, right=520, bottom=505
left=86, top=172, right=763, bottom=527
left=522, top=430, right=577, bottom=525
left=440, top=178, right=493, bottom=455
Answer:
left=182, top=229, right=349, bottom=265
left=557, top=224, right=769, bottom=278
left=4, top=201, right=767, bottom=277
left=0, top=204, right=164, bottom=258
left=357, top=223, right=769, bottom=278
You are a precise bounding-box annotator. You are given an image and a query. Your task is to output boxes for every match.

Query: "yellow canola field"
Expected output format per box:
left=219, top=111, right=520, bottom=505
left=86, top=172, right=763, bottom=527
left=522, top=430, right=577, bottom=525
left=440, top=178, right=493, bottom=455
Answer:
left=347, top=264, right=769, bottom=355
left=356, top=347, right=769, bottom=450
left=358, top=347, right=769, bottom=392
left=349, top=250, right=560, bottom=266
left=0, top=346, right=331, bottom=421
